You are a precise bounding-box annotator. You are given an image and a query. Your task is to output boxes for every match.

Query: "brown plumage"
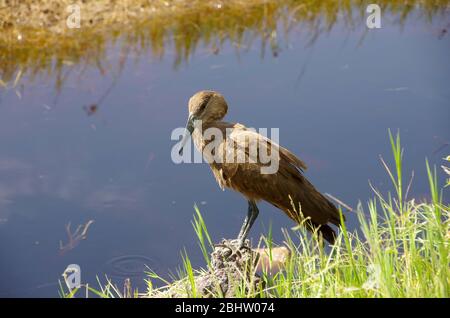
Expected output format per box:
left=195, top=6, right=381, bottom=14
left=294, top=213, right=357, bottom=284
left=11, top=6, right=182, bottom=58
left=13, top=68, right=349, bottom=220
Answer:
left=179, top=90, right=345, bottom=246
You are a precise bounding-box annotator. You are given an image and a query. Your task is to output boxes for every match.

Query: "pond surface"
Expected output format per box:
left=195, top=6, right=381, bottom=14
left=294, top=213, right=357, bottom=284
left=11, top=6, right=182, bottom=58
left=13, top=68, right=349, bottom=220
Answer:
left=0, top=4, right=449, bottom=297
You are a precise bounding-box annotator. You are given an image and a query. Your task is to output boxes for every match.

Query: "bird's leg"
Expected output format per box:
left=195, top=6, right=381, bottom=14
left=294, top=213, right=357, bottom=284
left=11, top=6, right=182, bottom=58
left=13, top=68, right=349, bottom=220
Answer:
left=237, top=210, right=250, bottom=241
left=236, top=200, right=259, bottom=248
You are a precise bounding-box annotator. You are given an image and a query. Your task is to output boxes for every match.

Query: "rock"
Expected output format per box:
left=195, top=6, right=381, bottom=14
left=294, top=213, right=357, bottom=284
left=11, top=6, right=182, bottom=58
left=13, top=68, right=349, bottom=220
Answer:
left=150, top=239, right=266, bottom=298
left=254, top=246, right=291, bottom=275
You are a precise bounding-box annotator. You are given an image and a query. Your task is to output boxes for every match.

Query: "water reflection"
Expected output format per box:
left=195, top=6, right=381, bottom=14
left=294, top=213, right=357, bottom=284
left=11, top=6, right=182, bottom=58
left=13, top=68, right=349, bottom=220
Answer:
left=104, top=255, right=157, bottom=279
left=59, top=220, right=94, bottom=255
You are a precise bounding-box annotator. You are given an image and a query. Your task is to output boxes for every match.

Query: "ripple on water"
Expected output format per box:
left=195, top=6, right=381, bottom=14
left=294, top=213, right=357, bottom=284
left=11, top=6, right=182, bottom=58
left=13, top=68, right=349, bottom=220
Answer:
left=103, top=255, right=158, bottom=279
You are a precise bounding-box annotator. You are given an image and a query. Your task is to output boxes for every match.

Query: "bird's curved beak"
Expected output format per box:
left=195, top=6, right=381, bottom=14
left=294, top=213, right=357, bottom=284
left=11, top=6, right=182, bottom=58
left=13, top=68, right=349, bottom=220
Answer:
left=178, top=114, right=195, bottom=155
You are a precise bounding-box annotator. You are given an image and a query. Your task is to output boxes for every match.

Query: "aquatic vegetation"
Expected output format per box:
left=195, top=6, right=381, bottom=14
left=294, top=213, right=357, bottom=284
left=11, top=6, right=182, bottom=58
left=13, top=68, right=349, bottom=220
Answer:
left=59, top=220, right=95, bottom=255
left=1, top=0, right=449, bottom=89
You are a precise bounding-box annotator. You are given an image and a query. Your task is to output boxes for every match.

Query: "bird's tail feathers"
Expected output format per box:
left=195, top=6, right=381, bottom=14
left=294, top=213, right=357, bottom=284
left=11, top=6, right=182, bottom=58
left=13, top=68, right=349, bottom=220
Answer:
left=306, top=221, right=337, bottom=245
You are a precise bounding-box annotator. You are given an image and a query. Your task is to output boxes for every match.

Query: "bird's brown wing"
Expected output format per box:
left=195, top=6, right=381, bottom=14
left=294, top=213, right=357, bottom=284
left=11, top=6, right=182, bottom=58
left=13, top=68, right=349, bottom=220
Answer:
left=228, top=123, right=307, bottom=172
left=218, top=126, right=342, bottom=228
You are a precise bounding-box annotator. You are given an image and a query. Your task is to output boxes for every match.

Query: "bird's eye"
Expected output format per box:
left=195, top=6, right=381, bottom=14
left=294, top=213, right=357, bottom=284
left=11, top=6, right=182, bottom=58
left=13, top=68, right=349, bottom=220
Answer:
left=196, top=95, right=212, bottom=115
left=198, top=98, right=210, bottom=113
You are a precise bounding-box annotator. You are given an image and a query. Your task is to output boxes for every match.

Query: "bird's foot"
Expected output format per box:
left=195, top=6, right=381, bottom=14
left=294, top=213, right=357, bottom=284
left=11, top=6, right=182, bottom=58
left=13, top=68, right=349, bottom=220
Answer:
left=229, top=238, right=251, bottom=250
left=213, top=239, right=251, bottom=262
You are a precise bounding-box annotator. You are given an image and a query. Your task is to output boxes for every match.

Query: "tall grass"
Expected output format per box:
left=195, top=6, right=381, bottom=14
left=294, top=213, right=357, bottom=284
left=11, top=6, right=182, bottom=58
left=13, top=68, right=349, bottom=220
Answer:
left=60, top=133, right=449, bottom=297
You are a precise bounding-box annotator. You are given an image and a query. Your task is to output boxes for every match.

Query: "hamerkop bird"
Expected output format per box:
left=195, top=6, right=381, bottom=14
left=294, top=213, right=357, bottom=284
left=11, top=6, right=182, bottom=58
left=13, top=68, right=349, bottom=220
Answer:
left=179, top=90, right=344, bottom=247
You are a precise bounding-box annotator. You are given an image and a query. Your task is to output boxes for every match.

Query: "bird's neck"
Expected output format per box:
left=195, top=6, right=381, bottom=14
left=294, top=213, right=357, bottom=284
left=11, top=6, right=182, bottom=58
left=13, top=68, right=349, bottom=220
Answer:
left=191, top=120, right=227, bottom=153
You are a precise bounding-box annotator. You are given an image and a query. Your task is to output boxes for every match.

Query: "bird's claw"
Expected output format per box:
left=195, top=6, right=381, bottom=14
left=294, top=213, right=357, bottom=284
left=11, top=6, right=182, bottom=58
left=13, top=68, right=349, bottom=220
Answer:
left=213, top=243, right=228, bottom=249
left=214, top=238, right=251, bottom=252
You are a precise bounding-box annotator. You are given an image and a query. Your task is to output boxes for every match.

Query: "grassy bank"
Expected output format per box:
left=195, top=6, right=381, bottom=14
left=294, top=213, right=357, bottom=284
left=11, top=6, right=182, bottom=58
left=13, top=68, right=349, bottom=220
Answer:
left=60, top=132, right=449, bottom=298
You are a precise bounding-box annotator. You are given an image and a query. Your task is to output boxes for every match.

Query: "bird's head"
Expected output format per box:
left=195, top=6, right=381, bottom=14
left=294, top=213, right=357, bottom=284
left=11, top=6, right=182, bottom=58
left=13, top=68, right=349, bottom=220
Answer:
left=188, top=90, right=228, bottom=123
left=179, top=90, right=228, bottom=155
